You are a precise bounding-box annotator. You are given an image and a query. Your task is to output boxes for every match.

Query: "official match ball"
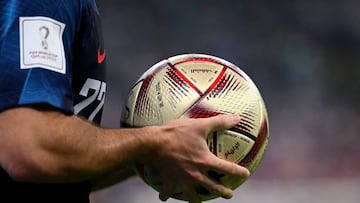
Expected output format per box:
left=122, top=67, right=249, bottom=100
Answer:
left=120, top=54, right=269, bottom=201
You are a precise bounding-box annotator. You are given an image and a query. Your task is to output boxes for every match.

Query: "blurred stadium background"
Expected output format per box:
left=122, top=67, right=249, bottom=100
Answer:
left=91, top=0, right=360, bottom=202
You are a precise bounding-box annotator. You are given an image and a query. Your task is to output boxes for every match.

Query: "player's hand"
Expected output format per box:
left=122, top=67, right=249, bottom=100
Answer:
left=150, top=114, right=250, bottom=202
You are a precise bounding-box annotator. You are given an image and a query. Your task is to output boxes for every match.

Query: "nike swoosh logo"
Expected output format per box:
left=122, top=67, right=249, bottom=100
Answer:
left=98, top=47, right=106, bottom=64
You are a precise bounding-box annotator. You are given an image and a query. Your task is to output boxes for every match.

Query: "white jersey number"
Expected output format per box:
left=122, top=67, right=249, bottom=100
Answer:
left=74, top=78, right=106, bottom=122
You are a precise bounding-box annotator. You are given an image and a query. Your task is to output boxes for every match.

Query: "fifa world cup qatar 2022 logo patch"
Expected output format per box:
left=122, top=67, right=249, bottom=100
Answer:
left=39, top=25, right=49, bottom=50
left=19, top=16, right=66, bottom=74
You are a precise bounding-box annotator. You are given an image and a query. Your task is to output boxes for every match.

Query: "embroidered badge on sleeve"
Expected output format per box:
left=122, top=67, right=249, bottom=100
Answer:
left=19, top=16, right=66, bottom=74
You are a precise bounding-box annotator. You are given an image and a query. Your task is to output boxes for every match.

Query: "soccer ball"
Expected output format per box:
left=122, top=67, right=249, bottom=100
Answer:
left=120, top=53, right=269, bottom=201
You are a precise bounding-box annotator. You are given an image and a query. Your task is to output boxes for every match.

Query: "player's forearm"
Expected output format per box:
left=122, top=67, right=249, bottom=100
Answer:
left=0, top=106, right=159, bottom=183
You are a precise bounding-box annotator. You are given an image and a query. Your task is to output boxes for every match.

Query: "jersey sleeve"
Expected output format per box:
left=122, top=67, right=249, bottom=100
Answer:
left=0, top=1, right=81, bottom=113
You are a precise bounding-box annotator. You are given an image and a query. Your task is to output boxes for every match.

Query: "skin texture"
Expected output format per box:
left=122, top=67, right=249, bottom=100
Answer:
left=0, top=105, right=249, bottom=202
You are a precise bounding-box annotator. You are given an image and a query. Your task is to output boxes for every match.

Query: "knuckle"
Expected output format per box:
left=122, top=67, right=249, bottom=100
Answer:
left=189, top=170, right=203, bottom=181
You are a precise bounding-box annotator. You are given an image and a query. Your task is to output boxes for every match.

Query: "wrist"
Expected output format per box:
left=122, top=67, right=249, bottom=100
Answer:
left=131, top=125, right=164, bottom=164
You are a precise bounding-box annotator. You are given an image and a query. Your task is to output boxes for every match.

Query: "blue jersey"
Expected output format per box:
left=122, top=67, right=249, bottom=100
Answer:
left=0, top=0, right=107, bottom=202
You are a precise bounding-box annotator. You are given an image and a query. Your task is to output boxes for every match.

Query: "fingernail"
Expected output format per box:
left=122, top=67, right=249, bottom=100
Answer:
left=245, top=168, right=251, bottom=177
left=231, top=114, right=241, bottom=124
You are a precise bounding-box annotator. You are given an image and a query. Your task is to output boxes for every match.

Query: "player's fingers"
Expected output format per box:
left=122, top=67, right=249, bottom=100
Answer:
left=197, top=174, right=233, bottom=199
left=159, top=181, right=176, bottom=201
left=182, top=183, right=202, bottom=203
left=203, top=114, right=241, bottom=133
left=159, top=193, right=170, bottom=202
left=209, top=155, right=250, bottom=178
left=159, top=188, right=171, bottom=202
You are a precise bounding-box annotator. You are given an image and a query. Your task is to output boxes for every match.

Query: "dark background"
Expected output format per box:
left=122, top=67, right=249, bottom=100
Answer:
left=92, top=0, right=360, bottom=202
